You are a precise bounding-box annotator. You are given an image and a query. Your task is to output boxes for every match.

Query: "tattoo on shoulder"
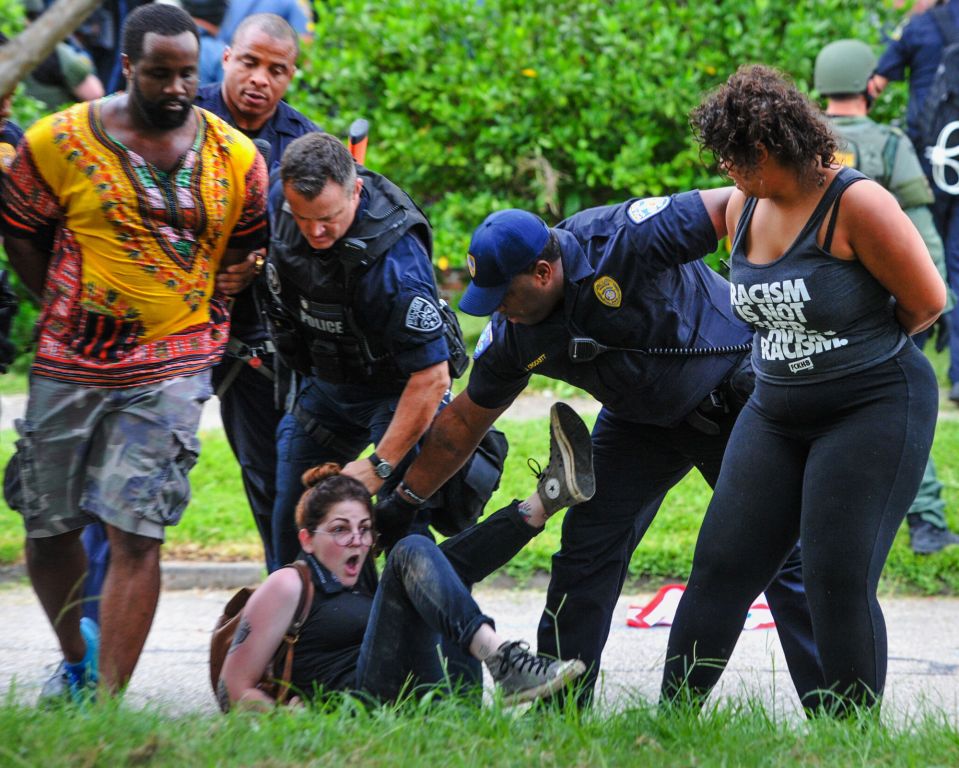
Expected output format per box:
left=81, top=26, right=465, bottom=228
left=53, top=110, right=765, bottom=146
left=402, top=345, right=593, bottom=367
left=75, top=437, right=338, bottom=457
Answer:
left=216, top=677, right=231, bottom=712
left=229, top=618, right=252, bottom=655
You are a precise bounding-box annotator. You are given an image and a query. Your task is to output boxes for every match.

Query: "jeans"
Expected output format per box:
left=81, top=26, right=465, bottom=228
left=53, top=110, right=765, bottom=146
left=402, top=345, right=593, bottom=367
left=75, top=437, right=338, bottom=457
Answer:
left=355, top=502, right=537, bottom=700
left=537, top=394, right=822, bottom=705
left=663, top=343, right=937, bottom=713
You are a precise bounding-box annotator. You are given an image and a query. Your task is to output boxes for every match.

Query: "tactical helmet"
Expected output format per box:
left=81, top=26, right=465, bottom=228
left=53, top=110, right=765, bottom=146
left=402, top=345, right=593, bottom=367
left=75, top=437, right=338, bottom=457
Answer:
left=815, top=39, right=877, bottom=96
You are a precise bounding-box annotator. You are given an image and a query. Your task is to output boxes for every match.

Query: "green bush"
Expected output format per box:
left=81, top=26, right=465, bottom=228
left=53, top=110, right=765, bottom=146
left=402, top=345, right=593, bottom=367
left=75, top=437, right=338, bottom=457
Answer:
left=292, top=0, right=906, bottom=269
left=0, top=0, right=54, bottom=369
left=0, top=0, right=915, bottom=358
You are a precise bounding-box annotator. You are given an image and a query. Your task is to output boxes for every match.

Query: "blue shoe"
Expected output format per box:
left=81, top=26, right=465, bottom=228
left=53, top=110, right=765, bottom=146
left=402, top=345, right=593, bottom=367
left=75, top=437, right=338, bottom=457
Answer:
left=78, top=617, right=99, bottom=685
left=38, top=617, right=99, bottom=705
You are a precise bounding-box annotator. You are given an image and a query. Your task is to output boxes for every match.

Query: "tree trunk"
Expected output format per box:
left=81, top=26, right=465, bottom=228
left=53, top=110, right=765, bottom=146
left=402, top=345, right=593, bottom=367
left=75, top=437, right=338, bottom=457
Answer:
left=0, top=0, right=105, bottom=97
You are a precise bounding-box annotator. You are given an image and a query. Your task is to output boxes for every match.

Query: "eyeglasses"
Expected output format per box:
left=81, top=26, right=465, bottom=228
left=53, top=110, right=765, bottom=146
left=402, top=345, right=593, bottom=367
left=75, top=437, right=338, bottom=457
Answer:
left=312, top=526, right=375, bottom=547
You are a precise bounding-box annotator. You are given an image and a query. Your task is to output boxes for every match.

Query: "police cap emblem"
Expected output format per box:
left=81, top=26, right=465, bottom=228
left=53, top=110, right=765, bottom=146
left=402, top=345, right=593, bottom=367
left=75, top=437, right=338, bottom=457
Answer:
left=405, top=296, right=443, bottom=332
left=626, top=196, right=670, bottom=224
left=467, top=253, right=477, bottom=278
left=593, top=276, right=622, bottom=308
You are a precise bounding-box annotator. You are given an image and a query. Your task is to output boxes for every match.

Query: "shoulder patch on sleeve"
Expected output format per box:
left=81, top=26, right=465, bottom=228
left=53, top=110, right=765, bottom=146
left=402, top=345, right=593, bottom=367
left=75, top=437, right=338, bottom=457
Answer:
left=473, top=321, right=494, bottom=359
left=405, top=296, right=443, bottom=332
left=627, top=196, right=671, bottom=224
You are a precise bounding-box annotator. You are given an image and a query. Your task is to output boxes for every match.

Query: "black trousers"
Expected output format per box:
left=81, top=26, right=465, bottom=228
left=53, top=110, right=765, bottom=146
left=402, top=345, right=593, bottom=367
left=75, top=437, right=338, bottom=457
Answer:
left=663, top=344, right=937, bottom=712
left=537, top=396, right=823, bottom=705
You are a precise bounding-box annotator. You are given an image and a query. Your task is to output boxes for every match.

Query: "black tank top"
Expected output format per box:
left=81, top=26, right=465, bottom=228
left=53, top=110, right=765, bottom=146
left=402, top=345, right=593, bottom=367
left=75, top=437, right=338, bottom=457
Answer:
left=729, top=167, right=906, bottom=384
left=289, top=555, right=374, bottom=698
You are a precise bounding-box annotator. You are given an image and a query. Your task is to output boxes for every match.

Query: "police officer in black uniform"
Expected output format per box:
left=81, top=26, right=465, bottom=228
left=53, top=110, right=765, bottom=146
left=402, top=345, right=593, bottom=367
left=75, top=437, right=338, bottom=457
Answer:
left=264, top=131, right=455, bottom=568
left=198, top=13, right=318, bottom=572
left=388, top=193, right=825, bottom=704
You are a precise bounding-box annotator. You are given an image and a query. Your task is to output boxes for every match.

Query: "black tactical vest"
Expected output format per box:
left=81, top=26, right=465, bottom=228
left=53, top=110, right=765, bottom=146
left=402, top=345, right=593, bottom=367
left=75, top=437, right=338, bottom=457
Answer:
left=263, top=167, right=433, bottom=386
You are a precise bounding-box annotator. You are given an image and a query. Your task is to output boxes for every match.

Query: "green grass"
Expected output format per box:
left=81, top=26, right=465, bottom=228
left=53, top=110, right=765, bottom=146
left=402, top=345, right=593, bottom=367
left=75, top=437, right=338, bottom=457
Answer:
left=0, top=694, right=957, bottom=767
left=3, top=408, right=959, bottom=593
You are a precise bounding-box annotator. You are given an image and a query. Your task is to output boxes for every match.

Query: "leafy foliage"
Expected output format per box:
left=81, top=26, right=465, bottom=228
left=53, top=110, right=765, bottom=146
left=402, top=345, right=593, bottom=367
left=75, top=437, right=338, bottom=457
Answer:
left=0, top=0, right=917, bottom=357
left=290, top=0, right=906, bottom=268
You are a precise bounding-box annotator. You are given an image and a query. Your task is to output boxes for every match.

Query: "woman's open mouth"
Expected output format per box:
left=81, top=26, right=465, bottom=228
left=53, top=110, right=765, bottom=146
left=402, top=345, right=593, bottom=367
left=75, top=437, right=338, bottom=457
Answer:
left=344, top=554, right=361, bottom=578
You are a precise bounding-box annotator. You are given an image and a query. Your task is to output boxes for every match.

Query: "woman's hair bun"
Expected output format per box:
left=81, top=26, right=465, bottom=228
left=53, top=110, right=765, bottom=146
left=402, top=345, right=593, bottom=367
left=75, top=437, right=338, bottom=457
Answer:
left=301, top=462, right=342, bottom=489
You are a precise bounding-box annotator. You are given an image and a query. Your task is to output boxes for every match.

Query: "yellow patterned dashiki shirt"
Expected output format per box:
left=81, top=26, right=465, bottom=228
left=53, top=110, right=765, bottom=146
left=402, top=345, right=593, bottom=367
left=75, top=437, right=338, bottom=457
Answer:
left=0, top=99, right=268, bottom=387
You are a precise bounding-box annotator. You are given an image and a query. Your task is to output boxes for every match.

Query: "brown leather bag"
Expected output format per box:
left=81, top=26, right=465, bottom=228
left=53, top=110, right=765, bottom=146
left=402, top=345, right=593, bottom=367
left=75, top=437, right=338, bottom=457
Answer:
left=209, top=559, right=315, bottom=711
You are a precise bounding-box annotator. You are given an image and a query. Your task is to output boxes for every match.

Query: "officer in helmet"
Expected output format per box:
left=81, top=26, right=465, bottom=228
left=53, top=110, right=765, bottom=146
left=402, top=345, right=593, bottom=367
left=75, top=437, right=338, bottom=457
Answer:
left=816, top=38, right=959, bottom=554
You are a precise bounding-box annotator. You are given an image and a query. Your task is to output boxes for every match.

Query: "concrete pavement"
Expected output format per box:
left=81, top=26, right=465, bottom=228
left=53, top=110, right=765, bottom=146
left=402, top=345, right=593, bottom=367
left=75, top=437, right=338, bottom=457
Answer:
left=1, top=581, right=957, bottom=723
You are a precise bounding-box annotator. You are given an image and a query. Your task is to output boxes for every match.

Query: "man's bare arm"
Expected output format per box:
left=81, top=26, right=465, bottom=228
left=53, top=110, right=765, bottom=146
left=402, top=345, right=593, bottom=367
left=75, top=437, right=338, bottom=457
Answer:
left=400, top=391, right=510, bottom=501
left=3, top=235, right=51, bottom=300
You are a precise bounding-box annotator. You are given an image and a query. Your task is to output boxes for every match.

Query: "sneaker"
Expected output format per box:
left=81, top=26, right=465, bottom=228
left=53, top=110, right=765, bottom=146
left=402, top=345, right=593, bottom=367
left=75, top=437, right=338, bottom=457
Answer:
left=909, top=518, right=959, bottom=555
left=485, top=640, right=586, bottom=705
left=529, top=402, right=595, bottom=518
left=38, top=617, right=99, bottom=705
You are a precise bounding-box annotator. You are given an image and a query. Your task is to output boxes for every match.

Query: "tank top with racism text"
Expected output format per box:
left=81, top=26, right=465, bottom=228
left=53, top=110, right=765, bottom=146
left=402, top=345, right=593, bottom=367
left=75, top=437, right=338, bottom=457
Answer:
left=729, top=167, right=906, bottom=384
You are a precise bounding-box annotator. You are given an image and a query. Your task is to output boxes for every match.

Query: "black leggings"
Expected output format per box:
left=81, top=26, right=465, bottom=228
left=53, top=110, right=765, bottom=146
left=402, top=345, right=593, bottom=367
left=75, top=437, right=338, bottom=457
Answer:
left=662, top=343, right=937, bottom=713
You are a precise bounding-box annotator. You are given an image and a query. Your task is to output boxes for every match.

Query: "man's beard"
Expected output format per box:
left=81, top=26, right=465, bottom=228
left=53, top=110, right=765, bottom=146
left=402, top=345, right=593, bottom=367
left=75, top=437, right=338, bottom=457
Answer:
left=131, top=80, right=193, bottom=130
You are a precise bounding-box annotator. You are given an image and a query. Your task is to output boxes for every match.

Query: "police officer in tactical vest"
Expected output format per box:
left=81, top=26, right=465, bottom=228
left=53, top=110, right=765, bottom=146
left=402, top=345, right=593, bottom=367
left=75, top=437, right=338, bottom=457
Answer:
left=263, top=131, right=458, bottom=567
left=816, top=38, right=959, bottom=554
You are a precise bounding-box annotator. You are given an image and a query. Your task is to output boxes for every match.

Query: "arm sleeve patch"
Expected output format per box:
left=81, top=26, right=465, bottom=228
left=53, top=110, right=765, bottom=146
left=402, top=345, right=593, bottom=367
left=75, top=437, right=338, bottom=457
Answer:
left=627, top=196, right=671, bottom=224
left=405, top=296, right=443, bottom=332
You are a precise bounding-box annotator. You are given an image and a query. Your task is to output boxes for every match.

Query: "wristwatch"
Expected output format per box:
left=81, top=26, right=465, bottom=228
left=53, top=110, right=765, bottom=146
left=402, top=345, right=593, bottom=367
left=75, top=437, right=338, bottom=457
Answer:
left=368, top=452, right=394, bottom=479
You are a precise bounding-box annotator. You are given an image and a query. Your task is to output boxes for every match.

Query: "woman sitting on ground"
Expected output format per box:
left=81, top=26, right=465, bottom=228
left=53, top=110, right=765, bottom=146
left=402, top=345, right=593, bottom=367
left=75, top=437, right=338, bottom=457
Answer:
left=219, top=406, right=593, bottom=710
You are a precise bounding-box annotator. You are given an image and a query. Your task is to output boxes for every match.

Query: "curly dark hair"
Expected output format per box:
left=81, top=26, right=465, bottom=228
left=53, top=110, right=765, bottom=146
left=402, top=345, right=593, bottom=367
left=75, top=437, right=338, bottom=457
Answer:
left=691, top=64, right=837, bottom=185
left=295, top=463, right=374, bottom=531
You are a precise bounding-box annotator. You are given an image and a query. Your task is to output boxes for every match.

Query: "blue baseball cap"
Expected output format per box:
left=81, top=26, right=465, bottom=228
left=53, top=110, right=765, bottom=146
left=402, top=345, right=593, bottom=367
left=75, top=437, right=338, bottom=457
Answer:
left=458, top=209, right=551, bottom=317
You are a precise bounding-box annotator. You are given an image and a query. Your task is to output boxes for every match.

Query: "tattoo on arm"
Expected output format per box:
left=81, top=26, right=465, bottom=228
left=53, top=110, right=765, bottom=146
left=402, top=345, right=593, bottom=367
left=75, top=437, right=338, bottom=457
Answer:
left=216, top=677, right=231, bottom=712
left=228, top=618, right=252, bottom=655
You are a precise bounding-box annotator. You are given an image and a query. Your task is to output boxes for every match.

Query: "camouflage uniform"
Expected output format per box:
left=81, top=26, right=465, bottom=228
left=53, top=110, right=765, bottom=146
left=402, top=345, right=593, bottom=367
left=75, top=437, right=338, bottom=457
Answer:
left=830, top=114, right=951, bottom=532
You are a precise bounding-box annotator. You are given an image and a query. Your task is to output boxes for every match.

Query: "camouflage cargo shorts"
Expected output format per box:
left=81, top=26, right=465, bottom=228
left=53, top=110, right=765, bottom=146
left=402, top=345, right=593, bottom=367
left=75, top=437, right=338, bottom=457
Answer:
left=6, top=371, right=212, bottom=540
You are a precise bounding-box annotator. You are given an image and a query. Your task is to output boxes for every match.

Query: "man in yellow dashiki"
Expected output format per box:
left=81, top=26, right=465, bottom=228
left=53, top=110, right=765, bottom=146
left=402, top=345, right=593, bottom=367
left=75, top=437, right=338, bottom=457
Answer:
left=0, top=3, right=267, bottom=700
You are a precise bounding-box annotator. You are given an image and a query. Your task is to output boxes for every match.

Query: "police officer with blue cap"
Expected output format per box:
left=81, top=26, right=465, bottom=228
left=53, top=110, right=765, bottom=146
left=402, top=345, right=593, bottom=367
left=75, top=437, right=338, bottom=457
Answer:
left=388, top=189, right=825, bottom=704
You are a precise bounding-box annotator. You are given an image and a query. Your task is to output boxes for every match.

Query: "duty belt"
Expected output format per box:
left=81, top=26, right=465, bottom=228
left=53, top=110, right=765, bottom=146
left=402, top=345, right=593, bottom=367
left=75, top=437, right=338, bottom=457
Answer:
left=684, top=387, right=730, bottom=436
left=215, top=337, right=276, bottom=397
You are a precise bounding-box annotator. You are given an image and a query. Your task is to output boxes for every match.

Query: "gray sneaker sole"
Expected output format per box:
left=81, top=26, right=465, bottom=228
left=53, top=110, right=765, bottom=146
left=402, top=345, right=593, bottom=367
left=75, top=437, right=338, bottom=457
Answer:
left=502, top=658, right=587, bottom=706
left=551, top=402, right=595, bottom=504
